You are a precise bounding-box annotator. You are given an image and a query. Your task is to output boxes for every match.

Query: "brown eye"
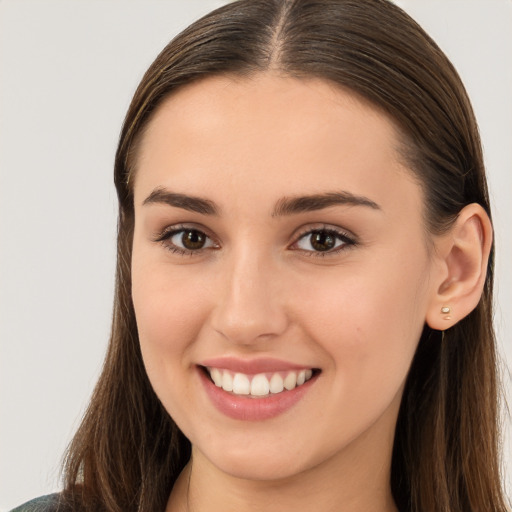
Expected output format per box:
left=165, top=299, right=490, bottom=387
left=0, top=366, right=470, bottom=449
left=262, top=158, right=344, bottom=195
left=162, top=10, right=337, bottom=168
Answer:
left=161, top=228, right=216, bottom=254
left=181, top=230, right=207, bottom=250
left=310, top=231, right=336, bottom=251
left=295, top=228, right=353, bottom=254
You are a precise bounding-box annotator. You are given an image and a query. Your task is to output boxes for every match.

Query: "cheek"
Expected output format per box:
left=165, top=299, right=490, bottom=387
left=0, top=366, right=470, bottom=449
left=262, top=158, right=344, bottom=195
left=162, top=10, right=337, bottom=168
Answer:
left=292, top=251, right=429, bottom=388
left=131, top=256, right=212, bottom=390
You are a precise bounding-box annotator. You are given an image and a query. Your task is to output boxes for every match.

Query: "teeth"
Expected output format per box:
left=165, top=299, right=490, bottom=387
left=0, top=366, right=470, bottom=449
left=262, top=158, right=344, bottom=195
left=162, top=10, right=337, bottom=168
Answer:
left=222, top=371, right=233, bottom=392
left=269, top=373, right=284, bottom=394
left=284, top=372, right=297, bottom=391
left=232, top=373, right=250, bottom=395
left=210, top=368, right=222, bottom=387
left=207, top=367, right=315, bottom=397
left=251, top=374, right=270, bottom=396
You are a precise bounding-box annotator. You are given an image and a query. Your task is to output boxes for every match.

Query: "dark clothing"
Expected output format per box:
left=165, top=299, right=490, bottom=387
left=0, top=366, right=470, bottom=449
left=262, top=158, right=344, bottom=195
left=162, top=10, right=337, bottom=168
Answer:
left=10, top=494, right=67, bottom=512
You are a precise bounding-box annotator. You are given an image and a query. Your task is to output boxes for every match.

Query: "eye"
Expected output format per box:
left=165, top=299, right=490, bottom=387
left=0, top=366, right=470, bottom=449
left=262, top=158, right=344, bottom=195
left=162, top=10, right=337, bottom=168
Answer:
left=293, top=228, right=355, bottom=254
left=172, top=229, right=211, bottom=250
left=156, top=226, right=217, bottom=255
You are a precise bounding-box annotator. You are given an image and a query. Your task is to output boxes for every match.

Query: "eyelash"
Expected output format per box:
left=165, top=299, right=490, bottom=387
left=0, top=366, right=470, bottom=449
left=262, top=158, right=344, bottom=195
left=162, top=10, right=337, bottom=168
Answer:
left=292, top=226, right=357, bottom=257
left=154, top=224, right=218, bottom=256
left=154, top=224, right=357, bottom=258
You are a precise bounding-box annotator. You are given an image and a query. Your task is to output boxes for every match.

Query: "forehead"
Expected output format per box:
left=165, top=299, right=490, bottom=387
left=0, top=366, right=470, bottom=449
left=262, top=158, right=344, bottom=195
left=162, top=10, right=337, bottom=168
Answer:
left=133, top=73, right=420, bottom=215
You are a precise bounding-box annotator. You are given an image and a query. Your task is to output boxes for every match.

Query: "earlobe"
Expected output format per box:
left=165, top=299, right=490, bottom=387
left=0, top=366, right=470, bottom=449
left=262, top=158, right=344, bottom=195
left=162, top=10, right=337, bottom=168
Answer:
left=425, top=203, right=493, bottom=331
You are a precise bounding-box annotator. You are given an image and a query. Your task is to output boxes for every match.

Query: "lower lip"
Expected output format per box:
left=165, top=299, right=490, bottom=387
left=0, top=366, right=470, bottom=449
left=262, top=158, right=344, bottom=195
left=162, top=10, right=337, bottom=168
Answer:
left=198, top=367, right=318, bottom=421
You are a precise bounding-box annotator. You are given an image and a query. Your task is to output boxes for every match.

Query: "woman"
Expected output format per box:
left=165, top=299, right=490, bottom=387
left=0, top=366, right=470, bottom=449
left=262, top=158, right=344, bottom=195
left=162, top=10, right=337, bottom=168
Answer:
left=12, top=0, right=509, bottom=511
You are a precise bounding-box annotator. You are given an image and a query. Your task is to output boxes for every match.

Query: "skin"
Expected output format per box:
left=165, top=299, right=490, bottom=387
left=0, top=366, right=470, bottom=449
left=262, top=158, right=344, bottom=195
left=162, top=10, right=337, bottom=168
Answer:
left=130, top=74, right=491, bottom=512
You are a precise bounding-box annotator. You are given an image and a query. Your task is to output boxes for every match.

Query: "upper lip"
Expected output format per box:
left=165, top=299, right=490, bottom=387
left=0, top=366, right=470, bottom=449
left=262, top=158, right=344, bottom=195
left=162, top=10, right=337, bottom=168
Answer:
left=199, top=356, right=315, bottom=375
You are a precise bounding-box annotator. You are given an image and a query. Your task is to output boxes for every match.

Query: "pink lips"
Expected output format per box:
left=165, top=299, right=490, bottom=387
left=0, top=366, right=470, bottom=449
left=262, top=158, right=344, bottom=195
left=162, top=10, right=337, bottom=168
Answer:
left=201, top=356, right=309, bottom=374
left=198, top=357, right=319, bottom=421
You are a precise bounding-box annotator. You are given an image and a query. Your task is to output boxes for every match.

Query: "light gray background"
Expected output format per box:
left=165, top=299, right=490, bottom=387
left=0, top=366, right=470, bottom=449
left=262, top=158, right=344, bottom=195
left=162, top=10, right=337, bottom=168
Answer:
left=1, top=1, right=510, bottom=509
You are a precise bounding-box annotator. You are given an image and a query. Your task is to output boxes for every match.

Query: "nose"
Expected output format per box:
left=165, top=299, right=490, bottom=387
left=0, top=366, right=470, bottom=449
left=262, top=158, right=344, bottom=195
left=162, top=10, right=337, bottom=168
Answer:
left=210, top=248, right=289, bottom=345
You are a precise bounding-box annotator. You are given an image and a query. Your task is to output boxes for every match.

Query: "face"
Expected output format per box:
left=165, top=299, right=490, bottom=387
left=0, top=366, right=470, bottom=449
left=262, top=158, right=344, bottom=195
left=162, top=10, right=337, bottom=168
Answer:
left=131, top=74, right=438, bottom=482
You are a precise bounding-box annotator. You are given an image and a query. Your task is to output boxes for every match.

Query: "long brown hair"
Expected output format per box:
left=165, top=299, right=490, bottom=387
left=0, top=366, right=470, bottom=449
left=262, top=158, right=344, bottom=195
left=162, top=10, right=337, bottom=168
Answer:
left=62, top=1, right=509, bottom=511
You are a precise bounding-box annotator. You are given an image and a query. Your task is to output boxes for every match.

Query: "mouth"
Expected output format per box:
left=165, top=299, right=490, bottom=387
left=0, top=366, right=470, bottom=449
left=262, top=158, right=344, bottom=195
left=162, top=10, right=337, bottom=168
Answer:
left=200, top=366, right=320, bottom=398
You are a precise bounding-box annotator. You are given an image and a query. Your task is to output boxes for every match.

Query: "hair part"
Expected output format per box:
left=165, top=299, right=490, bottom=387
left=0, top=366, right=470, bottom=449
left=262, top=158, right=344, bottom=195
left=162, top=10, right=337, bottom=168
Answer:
left=62, top=1, right=508, bottom=511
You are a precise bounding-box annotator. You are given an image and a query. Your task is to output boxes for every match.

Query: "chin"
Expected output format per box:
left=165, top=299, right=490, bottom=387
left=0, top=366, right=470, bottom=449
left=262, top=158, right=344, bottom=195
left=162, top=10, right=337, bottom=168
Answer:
left=205, top=450, right=307, bottom=482
left=190, top=431, right=331, bottom=484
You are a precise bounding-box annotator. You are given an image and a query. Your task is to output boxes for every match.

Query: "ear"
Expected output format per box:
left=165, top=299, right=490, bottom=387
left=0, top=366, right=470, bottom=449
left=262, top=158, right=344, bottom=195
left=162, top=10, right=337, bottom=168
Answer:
left=425, top=203, right=493, bottom=330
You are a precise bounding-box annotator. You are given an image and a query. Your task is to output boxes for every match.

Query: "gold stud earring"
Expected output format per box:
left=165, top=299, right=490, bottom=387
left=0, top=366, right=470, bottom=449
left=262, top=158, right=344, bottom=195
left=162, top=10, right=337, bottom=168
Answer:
left=441, top=306, right=451, bottom=320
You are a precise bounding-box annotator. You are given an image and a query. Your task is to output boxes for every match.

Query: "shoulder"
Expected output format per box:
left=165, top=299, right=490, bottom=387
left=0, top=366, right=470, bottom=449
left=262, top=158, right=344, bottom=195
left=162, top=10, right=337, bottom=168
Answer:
left=10, top=493, right=70, bottom=512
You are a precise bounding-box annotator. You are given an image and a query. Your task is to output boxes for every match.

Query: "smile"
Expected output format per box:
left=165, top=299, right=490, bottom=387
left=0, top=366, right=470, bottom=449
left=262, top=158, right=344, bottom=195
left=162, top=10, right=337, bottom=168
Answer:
left=205, top=367, right=315, bottom=398
left=198, top=358, right=321, bottom=420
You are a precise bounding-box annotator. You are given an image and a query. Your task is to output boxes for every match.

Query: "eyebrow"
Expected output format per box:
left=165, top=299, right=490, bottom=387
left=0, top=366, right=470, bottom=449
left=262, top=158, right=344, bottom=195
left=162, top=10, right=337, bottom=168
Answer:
left=142, top=188, right=219, bottom=215
left=271, top=191, right=380, bottom=217
left=142, top=187, right=380, bottom=216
